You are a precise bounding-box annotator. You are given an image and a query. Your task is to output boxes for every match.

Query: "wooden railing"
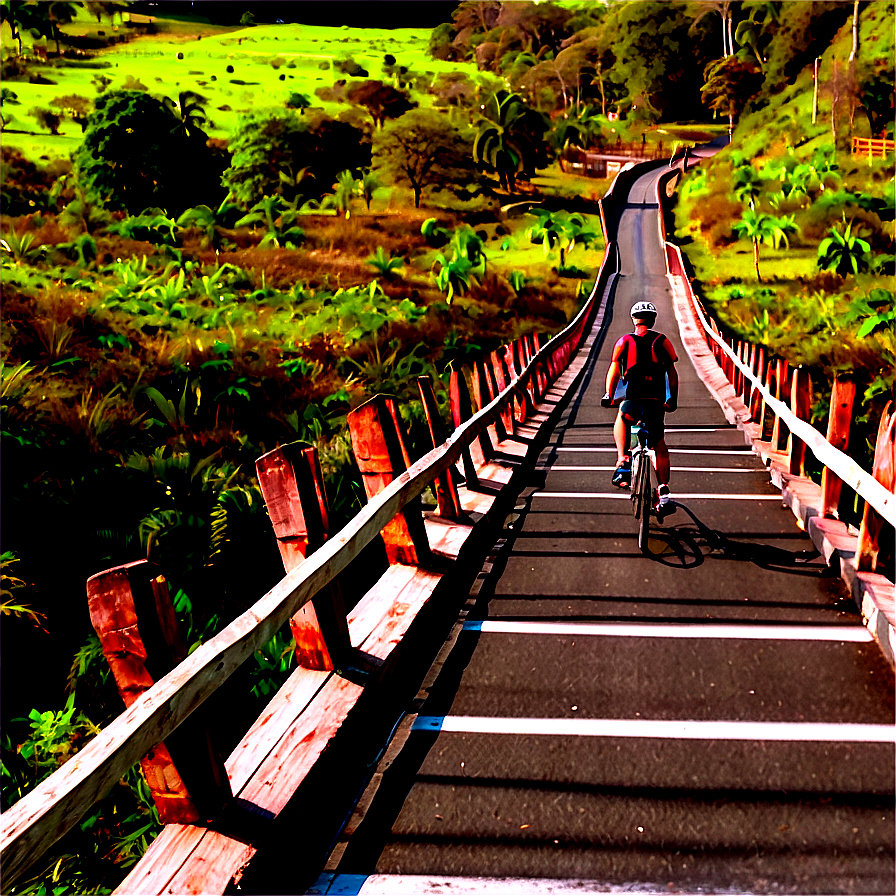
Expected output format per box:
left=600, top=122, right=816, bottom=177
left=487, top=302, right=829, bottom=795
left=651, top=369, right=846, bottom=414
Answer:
left=852, top=136, right=895, bottom=159
left=658, top=164, right=895, bottom=569
left=1, top=211, right=622, bottom=890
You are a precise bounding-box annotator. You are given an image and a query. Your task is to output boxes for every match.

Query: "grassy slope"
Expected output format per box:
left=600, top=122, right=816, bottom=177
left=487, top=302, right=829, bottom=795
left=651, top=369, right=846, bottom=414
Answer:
left=2, top=17, right=479, bottom=159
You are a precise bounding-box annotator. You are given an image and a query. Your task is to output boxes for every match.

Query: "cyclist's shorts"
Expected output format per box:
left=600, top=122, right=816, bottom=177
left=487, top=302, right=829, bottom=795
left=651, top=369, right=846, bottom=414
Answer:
left=620, top=398, right=665, bottom=447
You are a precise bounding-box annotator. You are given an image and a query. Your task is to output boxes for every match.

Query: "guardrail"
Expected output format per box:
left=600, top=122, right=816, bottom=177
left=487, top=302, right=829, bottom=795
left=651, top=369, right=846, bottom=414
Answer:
left=1, top=209, right=620, bottom=890
left=657, top=166, right=894, bottom=574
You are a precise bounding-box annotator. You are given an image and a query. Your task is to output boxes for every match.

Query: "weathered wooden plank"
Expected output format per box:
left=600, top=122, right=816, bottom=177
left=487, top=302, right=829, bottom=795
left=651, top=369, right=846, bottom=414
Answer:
left=424, top=516, right=475, bottom=561
left=348, top=396, right=434, bottom=568
left=256, top=443, right=351, bottom=670
left=115, top=824, right=204, bottom=894
left=238, top=675, right=365, bottom=815
left=87, top=563, right=232, bottom=825
left=346, top=564, right=421, bottom=648
left=225, top=669, right=330, bottom=792
left=353, top=569, right=444, bottom=664
left=161, top=830, right=256, bottom=895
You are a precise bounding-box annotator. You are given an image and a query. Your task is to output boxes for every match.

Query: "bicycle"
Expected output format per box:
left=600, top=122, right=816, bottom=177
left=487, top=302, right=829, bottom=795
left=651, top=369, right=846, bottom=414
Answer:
left=602, top=393, right=669, bottom=554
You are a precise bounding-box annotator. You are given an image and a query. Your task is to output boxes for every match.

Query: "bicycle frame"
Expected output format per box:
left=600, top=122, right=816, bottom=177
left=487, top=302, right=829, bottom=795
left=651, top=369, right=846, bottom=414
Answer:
left=629, top=423, right=654, bottom=553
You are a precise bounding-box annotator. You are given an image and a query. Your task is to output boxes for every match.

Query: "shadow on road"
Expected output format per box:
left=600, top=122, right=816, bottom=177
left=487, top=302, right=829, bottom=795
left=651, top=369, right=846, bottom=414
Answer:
left=647, top=502, right=822, bottom=575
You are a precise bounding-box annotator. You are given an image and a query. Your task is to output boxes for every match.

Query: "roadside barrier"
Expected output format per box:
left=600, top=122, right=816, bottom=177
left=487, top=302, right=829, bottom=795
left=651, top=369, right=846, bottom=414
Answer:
left=1, top=221, right=621, bottom=892
left=656, top=165, right=894, bottom=662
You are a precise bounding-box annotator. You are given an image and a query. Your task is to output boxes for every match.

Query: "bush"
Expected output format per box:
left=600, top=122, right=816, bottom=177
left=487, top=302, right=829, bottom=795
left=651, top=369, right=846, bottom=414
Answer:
left=226, top=65, right=234, bottom=74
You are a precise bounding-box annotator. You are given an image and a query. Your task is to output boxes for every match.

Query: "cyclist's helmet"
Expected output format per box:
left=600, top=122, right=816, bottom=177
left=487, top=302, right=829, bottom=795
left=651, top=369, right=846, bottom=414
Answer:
left=630, top=301, right=657, bottom=325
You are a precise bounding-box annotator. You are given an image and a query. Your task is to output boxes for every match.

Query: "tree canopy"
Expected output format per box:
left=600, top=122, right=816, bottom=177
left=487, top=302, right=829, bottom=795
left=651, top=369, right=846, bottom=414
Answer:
left=373, top=108, right=477, bottom=208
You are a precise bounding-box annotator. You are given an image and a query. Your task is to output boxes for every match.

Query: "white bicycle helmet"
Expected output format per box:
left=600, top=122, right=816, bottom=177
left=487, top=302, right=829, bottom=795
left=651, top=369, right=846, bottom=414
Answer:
left=630, top=301, right=657, bottom=317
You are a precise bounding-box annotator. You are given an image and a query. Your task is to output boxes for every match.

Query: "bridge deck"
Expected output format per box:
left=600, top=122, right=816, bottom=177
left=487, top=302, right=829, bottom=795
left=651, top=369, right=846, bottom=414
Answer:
left=304, top=168, right=895, bottom=894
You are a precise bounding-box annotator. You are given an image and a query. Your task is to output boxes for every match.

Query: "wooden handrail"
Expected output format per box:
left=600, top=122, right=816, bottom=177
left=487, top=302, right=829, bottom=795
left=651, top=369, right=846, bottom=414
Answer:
left=1, top=214, right=619, bottom=887
left=665, top=240, right=896, bottom=528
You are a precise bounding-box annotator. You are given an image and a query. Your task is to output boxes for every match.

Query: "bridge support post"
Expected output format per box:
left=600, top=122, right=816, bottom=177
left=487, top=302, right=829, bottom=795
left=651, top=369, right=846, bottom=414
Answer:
left=348, top=395, right=436, bottom=568
left=87, top=561, right=232, bottom=824
left=449, top=365, right=490, bottom=483
left=857, top=402, right=895, bottom=573
left=417, top=376, right=469, bottom=523
left=789, top=367, right=812, bottom=477
left=255, top=443, right=352, bottom=671
left=821, top=377, right=859, bottom=519
left=773, top=359, right=791, bottom=452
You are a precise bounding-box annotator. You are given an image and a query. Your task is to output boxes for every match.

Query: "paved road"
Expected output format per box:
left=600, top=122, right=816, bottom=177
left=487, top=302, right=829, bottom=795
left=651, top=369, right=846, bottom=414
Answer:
left=311, top=167, right=895, bottom=895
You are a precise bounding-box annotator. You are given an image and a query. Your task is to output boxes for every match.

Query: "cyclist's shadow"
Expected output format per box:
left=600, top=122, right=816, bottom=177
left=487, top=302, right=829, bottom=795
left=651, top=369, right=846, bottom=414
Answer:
left=644, top=501, right=820, bottom=574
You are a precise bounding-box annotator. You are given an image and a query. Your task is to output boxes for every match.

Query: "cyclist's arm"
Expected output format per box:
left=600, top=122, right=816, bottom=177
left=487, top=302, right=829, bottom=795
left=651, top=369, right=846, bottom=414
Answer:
left=605, top=340, right=625, bottom=403
left=664, top=337, right=679, bottom=410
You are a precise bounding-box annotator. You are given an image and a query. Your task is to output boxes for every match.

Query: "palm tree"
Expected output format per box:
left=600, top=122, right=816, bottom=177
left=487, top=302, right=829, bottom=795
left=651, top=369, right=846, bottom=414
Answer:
left=473, top=90, right=546, bottom=193
left=733, top=209, right=791, bottom=281
left=331, top=170, right=359, bottom=219
left=732, top=164, right=764, bottom=209
left=164, top=91, right=208, bottom=141
left=359, top=170, right=381, bottom=211
left=689, top=0, right=735, bottom=58
left=526, top=209, right=598, bottom=268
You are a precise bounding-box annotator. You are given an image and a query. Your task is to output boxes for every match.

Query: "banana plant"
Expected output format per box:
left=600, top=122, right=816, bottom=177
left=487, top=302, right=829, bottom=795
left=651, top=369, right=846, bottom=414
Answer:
left=817, top=219, right=872, bottom=277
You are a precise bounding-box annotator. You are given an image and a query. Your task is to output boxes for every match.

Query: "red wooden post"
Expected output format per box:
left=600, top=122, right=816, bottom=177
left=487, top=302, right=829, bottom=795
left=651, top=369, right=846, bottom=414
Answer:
left=449, top=365, right=490, bottom=478
left=87, top=561, right=232, bottom=824
left=773, top=358, right=790, bottom=452
left=749, top=347, right=766, bottom=424
left=857, top=402, right=895, bottom=572
left=473, top=356, right=508, bottom=446
left=417, top=376, right=468, bottom=522
left=821, top=377, right=858, bottom=519
left=348, top=395, right=434, bottom=567
left=789, top=367, right=812, bottom=477
left=490, top=350, right=516, bottom=436
left=255, top=443, right=351, bottom=670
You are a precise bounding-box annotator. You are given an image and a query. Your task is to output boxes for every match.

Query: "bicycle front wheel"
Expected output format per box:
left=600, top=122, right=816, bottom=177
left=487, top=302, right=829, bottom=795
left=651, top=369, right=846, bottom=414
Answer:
left=637, top=453, right=652, bottom=554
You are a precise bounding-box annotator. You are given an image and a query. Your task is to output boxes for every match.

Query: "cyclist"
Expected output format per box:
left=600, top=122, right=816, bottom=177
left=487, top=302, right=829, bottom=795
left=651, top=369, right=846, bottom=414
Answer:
left=602, top=301, right=679, bottom=515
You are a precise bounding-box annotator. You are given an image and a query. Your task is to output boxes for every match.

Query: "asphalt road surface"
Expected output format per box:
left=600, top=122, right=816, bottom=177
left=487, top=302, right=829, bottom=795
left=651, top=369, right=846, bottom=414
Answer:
left=310, top=167, right=895, bottom=896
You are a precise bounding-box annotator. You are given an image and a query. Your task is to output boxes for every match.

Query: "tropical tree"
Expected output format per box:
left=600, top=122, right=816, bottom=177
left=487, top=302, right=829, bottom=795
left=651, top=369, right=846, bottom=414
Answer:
left=359, top=169, right=381, bottom=211
left=330, top=169, right=359, bottom=219
left=817, top=220, right=872, bottom=277
left=701, top=56, right=763, bottom=138
left=689, top=0, right=735, bottom=58
left=732, top=209, right=794, bottom=281
left=473, top=90, right=548, bottom=192
left=526, top=209, right=598, bottom=268
left=345, top=80, right=415, bottom=129
left=732, top=163, right=765, bottom=209
left=374, top=108, right=476, bottom=208
left=75, top=89, right=211, bottom=213
left=285, top=92, right=312, bottom=115
left=163, top=90, right=208, bottom=141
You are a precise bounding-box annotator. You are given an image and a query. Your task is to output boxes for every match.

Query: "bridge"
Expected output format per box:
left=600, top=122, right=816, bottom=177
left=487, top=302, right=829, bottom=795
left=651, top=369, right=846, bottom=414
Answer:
left=2, top=157, right=894, bottom=895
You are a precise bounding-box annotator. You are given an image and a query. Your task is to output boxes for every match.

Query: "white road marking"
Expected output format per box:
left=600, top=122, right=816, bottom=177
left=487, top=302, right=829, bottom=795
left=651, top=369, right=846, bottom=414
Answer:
left=534, top=492, right=780, bottom=501
left=539, top=466, right=763, bottom=473
left=308, top=874, right=759, bottom=895
left=555, top=447, right=754, bottom=455
left=412, top=716, right=896, bottom=743
left=463, top=620, right=872, bottom=642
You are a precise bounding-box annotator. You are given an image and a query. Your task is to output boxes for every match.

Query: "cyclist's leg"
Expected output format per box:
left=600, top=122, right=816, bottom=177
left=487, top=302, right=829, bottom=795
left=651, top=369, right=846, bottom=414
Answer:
left=613, top=408, right=630, bottom=464
left=654, top=437, right=671, bottom=486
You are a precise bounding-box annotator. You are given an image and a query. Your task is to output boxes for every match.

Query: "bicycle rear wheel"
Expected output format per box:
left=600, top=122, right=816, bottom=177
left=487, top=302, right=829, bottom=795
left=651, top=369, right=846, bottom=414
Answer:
left=637, top=452, right=652, bottom=554
left=629, top=451, right=643, bottom=519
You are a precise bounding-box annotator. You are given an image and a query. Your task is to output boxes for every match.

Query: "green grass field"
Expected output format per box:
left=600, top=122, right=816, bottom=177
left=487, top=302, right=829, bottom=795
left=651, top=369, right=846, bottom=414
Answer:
left=2, top=16, right=479, bottom=160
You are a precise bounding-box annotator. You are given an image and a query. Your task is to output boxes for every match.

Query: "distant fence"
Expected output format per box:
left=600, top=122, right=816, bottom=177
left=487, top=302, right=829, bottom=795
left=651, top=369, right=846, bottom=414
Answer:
left=851, top=137, right=895, bottom=159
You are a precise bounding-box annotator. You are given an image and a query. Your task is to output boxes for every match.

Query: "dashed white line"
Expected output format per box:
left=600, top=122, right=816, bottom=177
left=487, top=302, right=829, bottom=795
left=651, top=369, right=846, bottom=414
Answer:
left=412, top=716, right=896, bottom=743
left=534, top=492, right=780, bottom=501
left=463, top=620, right=873, bottom=642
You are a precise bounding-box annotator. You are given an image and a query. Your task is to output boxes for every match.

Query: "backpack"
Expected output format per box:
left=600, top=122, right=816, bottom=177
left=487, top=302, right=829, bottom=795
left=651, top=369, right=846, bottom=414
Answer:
left=619, top=332, right=669, bottom=401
